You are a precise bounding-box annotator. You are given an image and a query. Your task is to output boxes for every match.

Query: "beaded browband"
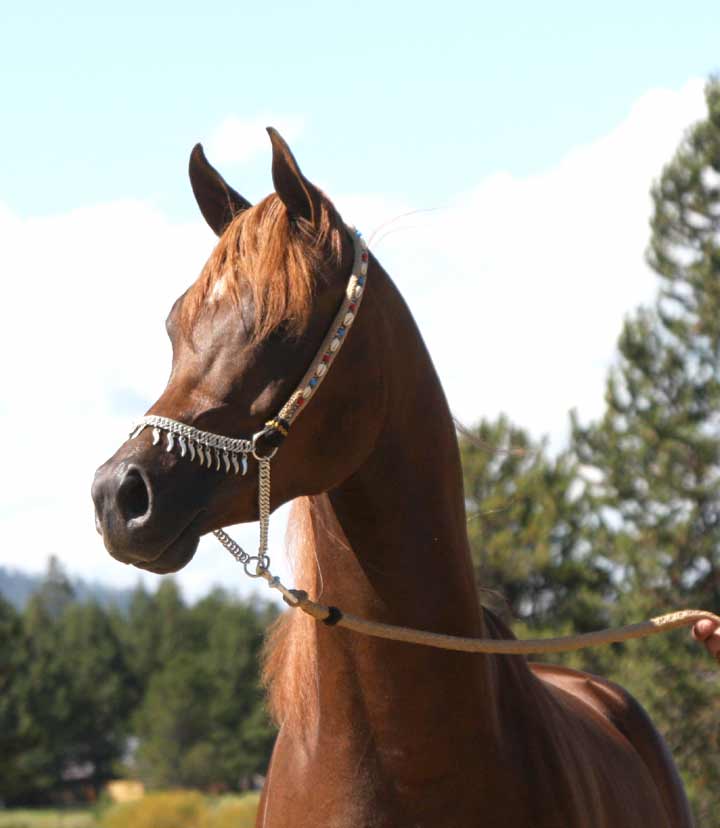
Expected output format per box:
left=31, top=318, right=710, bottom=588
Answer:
left=128, top=226, right=368, bottom=576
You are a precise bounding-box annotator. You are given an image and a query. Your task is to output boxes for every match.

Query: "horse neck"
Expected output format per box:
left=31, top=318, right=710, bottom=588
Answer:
left=300, top=261, right=502, bottom=757
left=328, top=266, right=482, bottom=633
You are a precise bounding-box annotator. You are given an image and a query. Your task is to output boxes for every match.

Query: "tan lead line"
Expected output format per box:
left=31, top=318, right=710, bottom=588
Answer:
left=258, top=569, right=720, bottom=659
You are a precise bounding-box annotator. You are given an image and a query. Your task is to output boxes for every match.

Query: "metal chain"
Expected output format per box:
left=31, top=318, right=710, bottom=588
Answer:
left=258, top=457, right=271, bottom=557
left=213, top=456, right=272, bottom=579
left=213, top=527, right=250, bottom=565
left=133, top=414, right=253, bottom=454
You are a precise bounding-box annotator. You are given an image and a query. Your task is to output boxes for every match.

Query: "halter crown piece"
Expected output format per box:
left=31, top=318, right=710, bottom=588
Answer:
left=129, top=226, right=368, bottom=580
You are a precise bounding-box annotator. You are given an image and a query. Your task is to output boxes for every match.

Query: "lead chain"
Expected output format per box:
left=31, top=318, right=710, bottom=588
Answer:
left=212, top=456, right=273, bottom=578
left=212, top=527, right=250, bottom=565
left=258, top=457, right=271, bottom=557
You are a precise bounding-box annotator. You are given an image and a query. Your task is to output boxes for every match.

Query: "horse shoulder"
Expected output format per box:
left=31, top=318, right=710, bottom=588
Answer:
left=531, top=662, right=694, bottom=828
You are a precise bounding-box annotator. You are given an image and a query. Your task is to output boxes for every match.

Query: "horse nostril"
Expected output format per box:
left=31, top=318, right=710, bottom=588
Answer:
left=117, top=468, right=152, bottom=524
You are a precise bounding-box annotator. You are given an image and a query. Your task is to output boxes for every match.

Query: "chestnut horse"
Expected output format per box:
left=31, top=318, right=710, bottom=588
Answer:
left=92, top=131, right=694, bottom=827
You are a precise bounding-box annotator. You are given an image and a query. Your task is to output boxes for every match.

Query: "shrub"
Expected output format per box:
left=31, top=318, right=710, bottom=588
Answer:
left=208, top=793, right=260, bottom=828
left=101, top=790, right=208, bottom=828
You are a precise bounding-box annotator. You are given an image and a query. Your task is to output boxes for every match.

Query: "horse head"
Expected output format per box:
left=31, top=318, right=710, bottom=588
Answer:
left=91, top=130, right=385, bottom=574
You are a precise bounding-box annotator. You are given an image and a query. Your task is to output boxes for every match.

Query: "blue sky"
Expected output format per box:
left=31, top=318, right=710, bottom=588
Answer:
left=3, top=1, right=719, bottom=218
left=1, top=2, right=719, bottom=597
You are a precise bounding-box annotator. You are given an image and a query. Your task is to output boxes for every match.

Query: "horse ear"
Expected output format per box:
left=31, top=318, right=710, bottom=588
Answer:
left=266, top=127, right=320, bottom=224
left=189, top=144, right=252, bottom=236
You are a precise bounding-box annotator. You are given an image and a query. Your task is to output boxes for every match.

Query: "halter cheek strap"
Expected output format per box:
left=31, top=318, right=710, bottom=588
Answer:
left=129, top=226, right=368, bottom=576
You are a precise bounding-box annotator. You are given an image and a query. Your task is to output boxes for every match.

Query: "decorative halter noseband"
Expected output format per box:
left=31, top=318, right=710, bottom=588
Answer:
left=129, top=226, right=368, bottom=577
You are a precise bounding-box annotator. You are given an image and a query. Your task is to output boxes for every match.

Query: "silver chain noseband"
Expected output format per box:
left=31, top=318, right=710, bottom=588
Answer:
left=129, top=226, right=368, bottom=579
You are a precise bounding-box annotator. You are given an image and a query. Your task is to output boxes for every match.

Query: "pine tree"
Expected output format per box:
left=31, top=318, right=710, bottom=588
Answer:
left=7, top=581, right=134, bottom=802
left=460, top=416, right=610, bottom=640
left=132, top=651, right=216, bottom=789
left=12, top=564, right=78, bottom=802
left=131, top=590, right=276, bottom=790
left=195, top=592, right=277, bottom=786
left=0, top=596, right=31, bottom=803
left=572, top=79, right=720, bottom=822
left=57, top=602, right=135, bottom=791
left=32, top=556, right=75, bottom=620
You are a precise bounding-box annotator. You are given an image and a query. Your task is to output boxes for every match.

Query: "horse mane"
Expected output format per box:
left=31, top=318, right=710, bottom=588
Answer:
left=262, top=493, right=350, bottom=735
left=181, top=192, right=344, bottom=343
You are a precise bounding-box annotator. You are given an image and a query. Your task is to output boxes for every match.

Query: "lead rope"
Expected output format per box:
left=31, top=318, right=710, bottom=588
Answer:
left=214, top=459, right=720, bottom=662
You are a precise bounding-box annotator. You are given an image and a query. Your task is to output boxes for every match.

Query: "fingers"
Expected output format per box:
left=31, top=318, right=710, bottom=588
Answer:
left=692, top=619, right=720, bottom=664
left=692, top=619, right=716, bottom=641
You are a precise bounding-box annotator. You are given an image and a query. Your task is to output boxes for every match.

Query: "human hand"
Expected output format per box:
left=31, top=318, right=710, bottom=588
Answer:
left=692, top=619, right=720, bottom=665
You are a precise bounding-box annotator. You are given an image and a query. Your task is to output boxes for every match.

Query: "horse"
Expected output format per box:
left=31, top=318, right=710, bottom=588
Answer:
left=92, top=129, right=695, bottom=827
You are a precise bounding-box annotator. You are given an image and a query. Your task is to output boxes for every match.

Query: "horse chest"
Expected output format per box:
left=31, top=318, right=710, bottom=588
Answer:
left=258, top=730, right=532, bottom=828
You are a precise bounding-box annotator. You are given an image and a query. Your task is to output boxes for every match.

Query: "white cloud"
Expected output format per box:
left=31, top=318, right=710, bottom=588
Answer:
left=206, top=113, right=305, bottom=165
left=0, top=79, right=707, bottom=598
left=336, top=78, right=707, bottom=447
left=0, top=199, right=291, bottom=601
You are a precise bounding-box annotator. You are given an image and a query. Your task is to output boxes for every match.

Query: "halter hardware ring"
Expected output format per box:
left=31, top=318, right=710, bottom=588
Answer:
left=243, top=554, right=270, bottom=578
left=252, top=429, right=279, bottom=461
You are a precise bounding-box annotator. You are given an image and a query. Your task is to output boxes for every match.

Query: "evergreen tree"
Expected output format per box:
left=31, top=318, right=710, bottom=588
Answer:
left=572, top=79, right=720, bottom=822
left=115, top=579, right=191, bottom=701
left=195, top=592, right=277, bottom=786
left=132, top=651, right=216, bottom=789
left=131, top=590, right=276, bottom=790
left=115, top=583, right=162, bottom=700
left=56, top=602, right=135, bottom=790
left=13, top=577, right=75, bottom=801
left=0, top=596, right=31, bottom=803
left=3, top=562, right=277, bottom=803
left=5, top=561, right=134, bottom=803
left=460, top=417, right=610, bottom=638
left=32, top=556, right=75, bottom=620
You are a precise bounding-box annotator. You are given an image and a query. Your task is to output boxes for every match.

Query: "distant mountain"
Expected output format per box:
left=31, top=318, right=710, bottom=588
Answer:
left=0, top=565, right=135, bottom=612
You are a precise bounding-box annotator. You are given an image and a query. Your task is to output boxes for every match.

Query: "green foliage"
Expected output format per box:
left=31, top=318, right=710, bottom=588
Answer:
left=56, top=603, right=135, bottom=782
left=132, top=653, right=216, bottom=789
left=132, top=590, right=275, bottom=790
left=0, top=597, right=29, bottom=801
left=570, top=80, right=720, bottom=822
left=458, top=82, right=720, bottom=823
left=4, top=575, right=135, bottom=804
left=461, top=417, right=611, bottom=638
left=439, top=79, right=717, bottom=822
left=3, top=562, right=277, bottom=805
left=31, top=556, right=75, bottom=620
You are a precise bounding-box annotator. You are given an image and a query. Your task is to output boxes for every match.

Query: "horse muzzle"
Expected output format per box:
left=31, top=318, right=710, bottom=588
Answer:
left=91, top=459, right=201, bottom=573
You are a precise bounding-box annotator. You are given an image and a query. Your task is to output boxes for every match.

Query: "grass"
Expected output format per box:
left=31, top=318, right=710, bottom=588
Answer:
left=0, top=793, right=260, bottom=828
left=0, top=810, right=98, bottom=828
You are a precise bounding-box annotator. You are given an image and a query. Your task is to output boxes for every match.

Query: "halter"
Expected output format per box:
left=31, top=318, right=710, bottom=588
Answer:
left=130, top=226, right=368, bottom=578
left=126, top=224, right=720, bottom=660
